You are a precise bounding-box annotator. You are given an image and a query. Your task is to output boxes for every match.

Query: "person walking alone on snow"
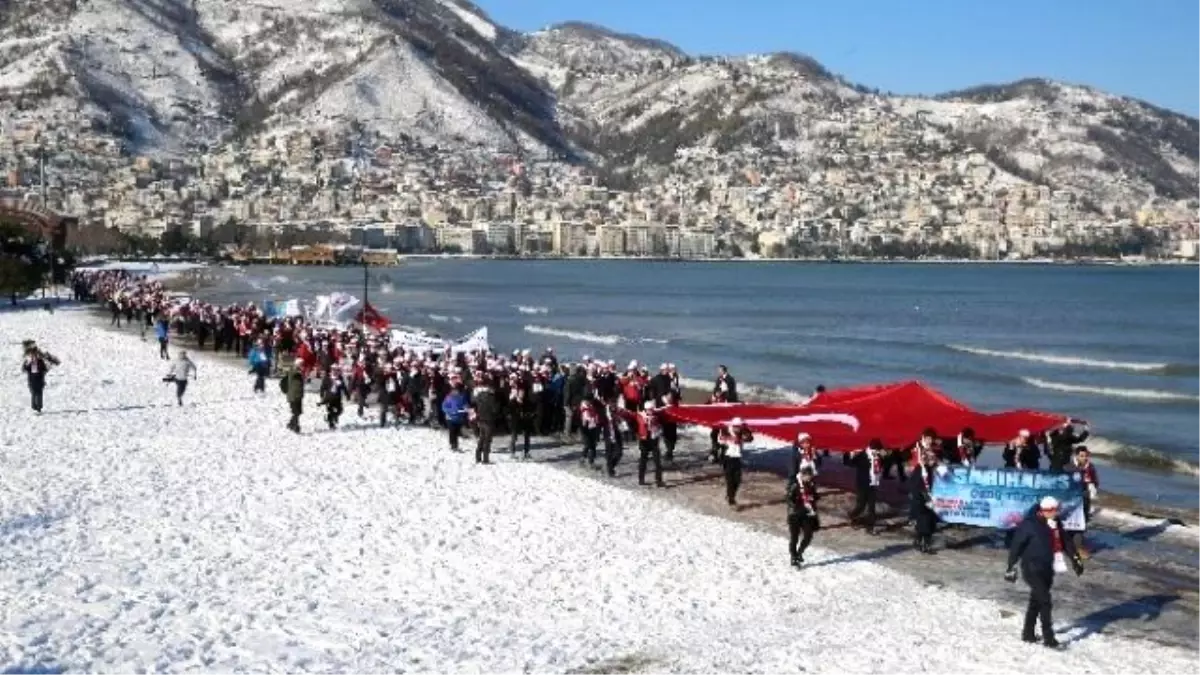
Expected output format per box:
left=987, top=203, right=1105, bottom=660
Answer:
left=163, top=349, right=196, bottom=406
left=441, top=383, right=469, bottom=452
left=786, top=466, right=820, bottom=568
left=1004, top=496, right=1084, bottom=648
left=21, top=341, right=59, bottom=414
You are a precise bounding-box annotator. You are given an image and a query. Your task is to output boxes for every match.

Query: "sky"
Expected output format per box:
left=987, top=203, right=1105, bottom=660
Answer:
left=475, top=0, right=1200, bottom=117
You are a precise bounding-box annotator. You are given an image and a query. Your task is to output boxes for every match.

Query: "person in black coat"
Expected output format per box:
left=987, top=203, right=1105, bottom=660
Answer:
left=848, top=438, right=885, bottom=534
left=471, top=376, right=500, bottom=464
left=1047, top=420, right=1090, bottom=472
left=1004, top=496, right=1084, bottom=648
left=21, top=344, right=58, bottom=414
left=318, top=365, right=350, bottom=430
left=786, top=467, right=821, bottom=567
left=908, top=448, right=941, bottom=554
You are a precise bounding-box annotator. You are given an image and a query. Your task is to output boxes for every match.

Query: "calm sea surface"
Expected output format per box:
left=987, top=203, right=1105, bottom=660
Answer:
left=198, top=260, right=1199, bottom=504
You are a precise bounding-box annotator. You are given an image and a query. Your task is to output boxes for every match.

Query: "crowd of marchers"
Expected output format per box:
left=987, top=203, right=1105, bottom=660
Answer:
left=12, top=268, right=1104, bottom=648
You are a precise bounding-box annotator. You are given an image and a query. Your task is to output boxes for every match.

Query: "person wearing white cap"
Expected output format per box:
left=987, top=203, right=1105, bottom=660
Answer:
left=1003, top=428, right=1043, bottom=470
left=634, top=400, right=665, bottom=487
left=790, top=432, right=818, bottom=478
left=719, top=418, right=754, bottom=507
left=1004, top=495, right=1084, bottom=648
left=708, top=365, right=739, bottom=462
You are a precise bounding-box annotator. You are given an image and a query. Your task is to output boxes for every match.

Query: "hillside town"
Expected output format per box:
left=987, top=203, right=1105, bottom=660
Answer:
left=2, top=105, right=1197, bottom=261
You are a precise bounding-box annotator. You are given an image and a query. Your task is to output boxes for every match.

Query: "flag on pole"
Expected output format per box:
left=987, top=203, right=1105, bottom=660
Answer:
left=355, top=302, right=391, bottom=332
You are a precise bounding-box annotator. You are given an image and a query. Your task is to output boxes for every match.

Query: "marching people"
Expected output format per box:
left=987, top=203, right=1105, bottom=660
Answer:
left=163, top=349, right=196, bottom=406
left=578, top=395, right=602, bottom=468
left=786, top=466, right=820, bottom=567
left=508, top=371, right=534, bottom=460
left=659, top=391, right=679, bottom=462
left=283, top=359, right=306, bottom=433
left=909, top=446, right=941, bottom=554
left=21, top=341, right=59, bottom=414
left=848, top=438, right=884, bottom=534
left=721, top=417, right=753, bottom=508
left=951, top=427, right=983, bottom=466
left=708, top=364, right=738, bottom=462
left=602, top=400, right=625, bottom=477
left=1074, top=446, right=1099, bottom=556
left=1048, top=420, right=1090, bottom=472
left=319, top=365, right=350, bottom=430
left=790, top=432, right=818, bottom=478
left=634, top=400, right=665, bottom=488
left=1004, top=496, right=1084, bottom=648
left=377, top=362, right=401, bottom=428
left=441, top=382, right=469, bottom=452
left=471, top=375, right=499, bottom=464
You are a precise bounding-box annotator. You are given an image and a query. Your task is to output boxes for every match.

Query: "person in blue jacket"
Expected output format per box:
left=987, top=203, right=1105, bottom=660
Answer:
left=247, top=338, right=272, bottom=394
left=441, top=383, right=470, bottom=452
left=549, top=365, right=567, bottom=433
left=154, top=316, right=170, bottom=360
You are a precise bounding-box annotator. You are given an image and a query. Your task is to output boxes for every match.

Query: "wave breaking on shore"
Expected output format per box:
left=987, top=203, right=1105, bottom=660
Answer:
left=949, top=344, right=1196, bottom=375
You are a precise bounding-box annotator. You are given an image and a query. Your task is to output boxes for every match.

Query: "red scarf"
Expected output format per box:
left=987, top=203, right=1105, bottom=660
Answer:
left=1050, top=524, right=1064, bottom=553
left=870, top=453, right=881, bottom=478
left=797, top=481, right=816, bottom=508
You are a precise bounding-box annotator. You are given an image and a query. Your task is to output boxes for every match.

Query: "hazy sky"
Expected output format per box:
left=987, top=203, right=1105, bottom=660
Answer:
left=476, top=0, right=1200, bottom=116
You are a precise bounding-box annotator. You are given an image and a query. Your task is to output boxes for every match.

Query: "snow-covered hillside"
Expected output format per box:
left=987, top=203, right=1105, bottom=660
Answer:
left=0, top=0, right=1194, bottom=207
left=1, top=308, right=1198, bottom=672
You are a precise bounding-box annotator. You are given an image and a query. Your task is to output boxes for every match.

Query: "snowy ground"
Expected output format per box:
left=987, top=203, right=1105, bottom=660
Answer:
left=1, top=309, right=1197, bottom=673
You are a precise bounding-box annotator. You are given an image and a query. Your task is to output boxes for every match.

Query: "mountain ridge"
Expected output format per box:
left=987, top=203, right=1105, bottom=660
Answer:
left=0, top=0, right=1195, bottom=222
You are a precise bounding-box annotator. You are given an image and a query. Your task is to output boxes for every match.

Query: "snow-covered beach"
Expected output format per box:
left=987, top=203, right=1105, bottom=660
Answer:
left=1, top=307, right=1196, bottom=673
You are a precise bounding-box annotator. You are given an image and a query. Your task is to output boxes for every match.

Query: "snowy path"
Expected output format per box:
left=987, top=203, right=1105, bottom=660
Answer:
left=1, top=309, right=1196, bottom=673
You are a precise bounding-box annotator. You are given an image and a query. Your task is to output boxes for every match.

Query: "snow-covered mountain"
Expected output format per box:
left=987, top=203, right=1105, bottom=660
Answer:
left=0, top=0, right=1195, bottom=208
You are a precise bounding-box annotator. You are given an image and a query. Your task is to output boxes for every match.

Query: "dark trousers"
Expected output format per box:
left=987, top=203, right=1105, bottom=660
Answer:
left=1023, top=574, right=1055, bottom=642
left=510, top=415, right=531, bottom=456
left=447, top=421, right=463, bottom=450
left=29, top=383, right=44, bottom=412
left=325, top=401, right=343, bottom=429
left=379, top=395, right=395, bottom=427
left=158, top=338, right=169, bottom=360
left=662, top=423, right=677, bottom=460
left=253, top=366, right=267, bottom=393
left=357, top=383, right=371, bottom=416
left=914, top=507, right=937, bottom=548
left=637, top=438, right=663, bottom=486
left=604, top=430, right=623, bottom=476
left=849, top=486, right=878, bottom=530
left=724, top=456, right=743, bottom=504
left=174, top=379, right=188, bottom=405
left=581, top=426, right=600, bottom=464
left=288, top=400, right=302, bottom=432
left=476, top=422, right=494, bottom=463
left=787, top=513, right=817, bottom=560
left=709, top=428, right=721, bottom=457
left=883, top=452, right=907, bottom=480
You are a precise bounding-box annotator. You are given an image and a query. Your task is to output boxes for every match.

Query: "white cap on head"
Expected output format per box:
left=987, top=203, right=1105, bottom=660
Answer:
left=1039, top=496, right=1059, bottom=510
left=797, top=432, right=811, bottom=442
left=643, top=401, right=655, bottom=411
left=628, top=360, right=638, bottom=370
left=730, top=417, right=744, bottom=427
left=1019, top=429, right=1031, bottom=438
left=660, top=363, right=668, bottom=370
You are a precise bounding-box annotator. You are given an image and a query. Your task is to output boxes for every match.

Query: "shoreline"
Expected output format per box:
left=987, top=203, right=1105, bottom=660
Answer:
left=140, top=266, right=1200, bottom=514
left=58, top=307, right=1200, bottom=655
left=7, top=307, right=1197, bottom=670
left=92, top=293, right=1199, bottom=526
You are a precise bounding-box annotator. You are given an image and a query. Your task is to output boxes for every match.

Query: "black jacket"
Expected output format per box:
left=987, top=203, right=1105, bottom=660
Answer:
left=785, top=477, right=820, bottom=518
left=1006, top=511, right=1081, bottom=580
left=1048, top=427, right=1089, bottom=471
left=472, top=386, right=500, bottom=425
left=565, top=370, right=587, bottom=407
